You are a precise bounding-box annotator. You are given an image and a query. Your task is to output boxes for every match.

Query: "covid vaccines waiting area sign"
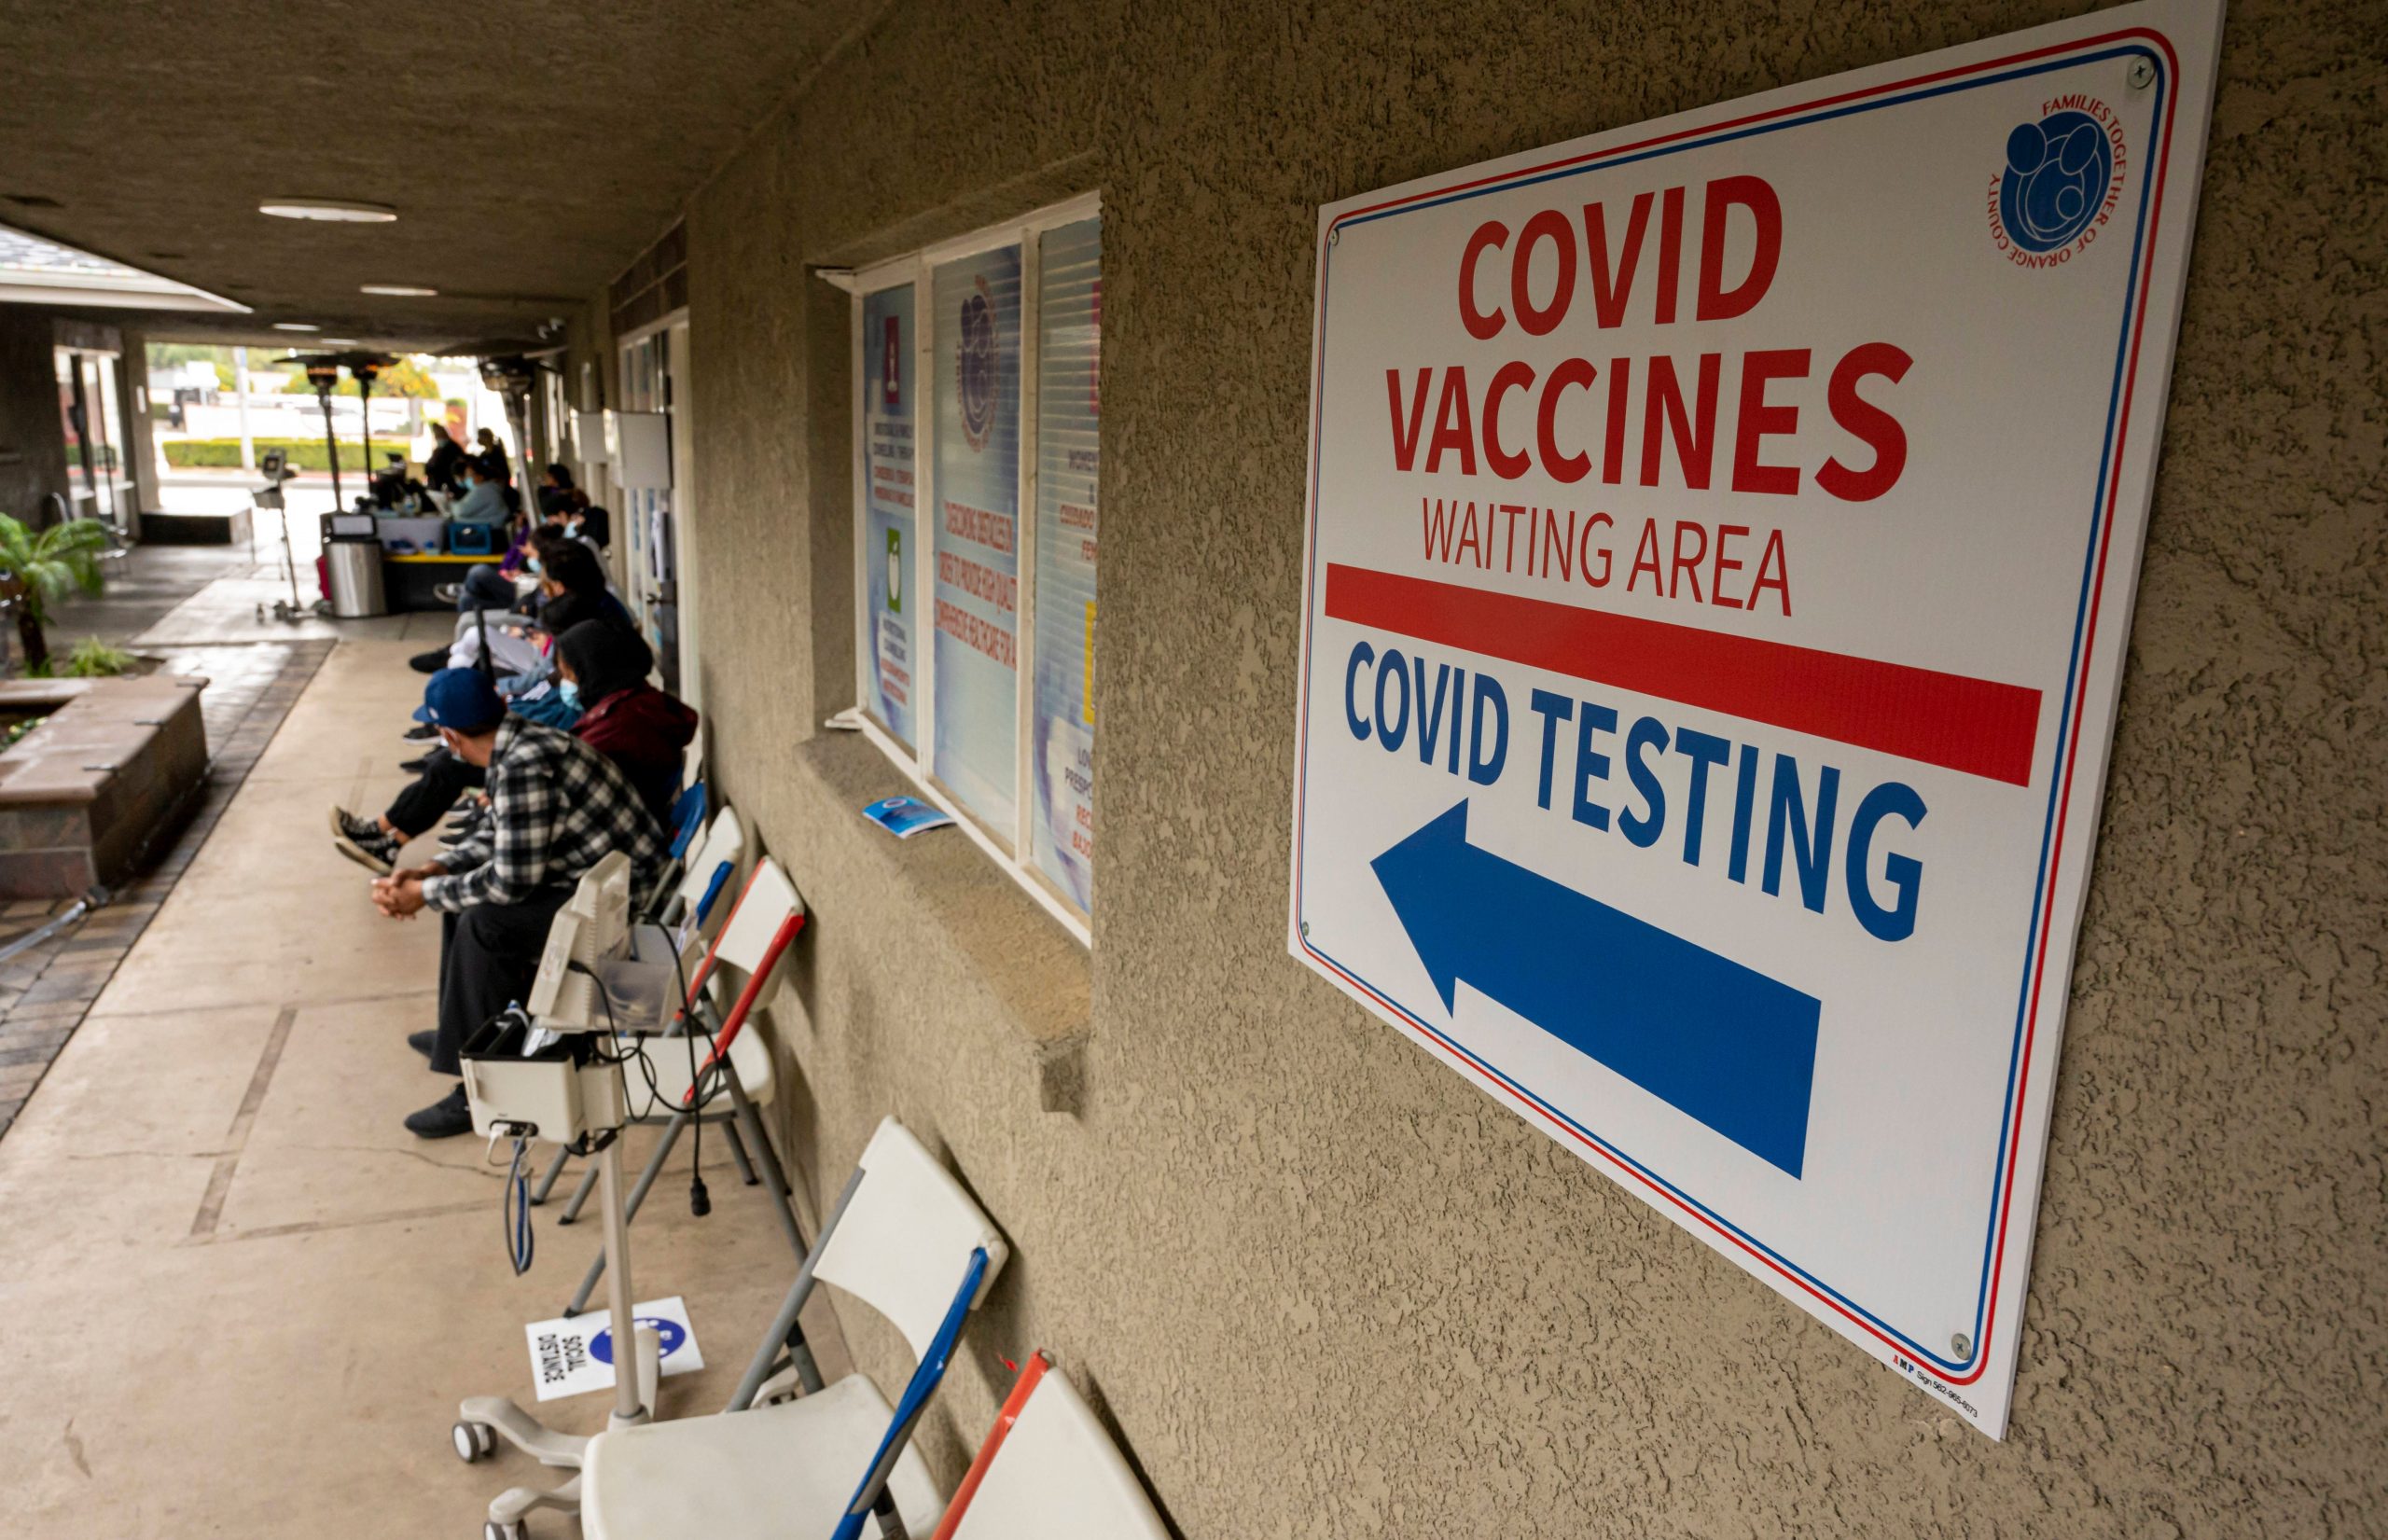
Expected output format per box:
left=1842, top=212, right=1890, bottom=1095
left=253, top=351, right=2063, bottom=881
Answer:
left=1287, top=0, right=2221, bottom=1436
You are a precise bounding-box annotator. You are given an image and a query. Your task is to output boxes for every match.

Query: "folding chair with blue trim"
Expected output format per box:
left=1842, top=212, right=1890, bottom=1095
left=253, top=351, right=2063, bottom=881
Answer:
left=577, top=1117, right=1009, bottom=1540
left=555, top=853, right=812, bottom=1316
left=527, top=804, right=757, bottom=1209
left=645, top=781, right=711, bottom=923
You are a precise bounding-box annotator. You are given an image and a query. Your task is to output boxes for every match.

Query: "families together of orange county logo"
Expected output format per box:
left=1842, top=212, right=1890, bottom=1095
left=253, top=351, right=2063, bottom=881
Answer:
left=1987, top=95, right=2129, bottom=268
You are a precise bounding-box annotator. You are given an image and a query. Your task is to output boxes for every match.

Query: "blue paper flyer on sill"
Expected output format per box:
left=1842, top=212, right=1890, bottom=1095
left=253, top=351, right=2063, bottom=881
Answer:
left=863, top=796, right=953, bottom=839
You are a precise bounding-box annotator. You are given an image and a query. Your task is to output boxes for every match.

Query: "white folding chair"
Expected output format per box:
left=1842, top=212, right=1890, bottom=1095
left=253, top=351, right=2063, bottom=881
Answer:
left=930, top=1352, right=1172, bottom=1540
left=527, top=806, right=757, bottom=1209
left=557, top=855, right=811, bottom=1314
left=661, top=803, right=753, bottom=946
left=579, top=1117, right=1009, bottom=1540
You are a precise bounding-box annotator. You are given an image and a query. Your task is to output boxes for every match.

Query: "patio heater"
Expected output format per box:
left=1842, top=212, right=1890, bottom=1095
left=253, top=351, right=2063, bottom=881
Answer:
left=300, top=357, right=343, bottom=506
left=477, top=354, right=539, bottom=486
left=297, top=352, right=392, bottom=511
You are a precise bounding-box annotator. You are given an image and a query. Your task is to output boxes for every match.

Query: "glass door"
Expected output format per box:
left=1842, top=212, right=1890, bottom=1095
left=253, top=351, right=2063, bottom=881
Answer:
left=53, top=348, right=132, bottom=531
left=616, top=326, right=681, bottom=694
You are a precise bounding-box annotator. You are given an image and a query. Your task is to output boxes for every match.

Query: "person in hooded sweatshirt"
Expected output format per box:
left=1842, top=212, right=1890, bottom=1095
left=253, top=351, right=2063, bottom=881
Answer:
left=553, top=620, right=698, bottom=825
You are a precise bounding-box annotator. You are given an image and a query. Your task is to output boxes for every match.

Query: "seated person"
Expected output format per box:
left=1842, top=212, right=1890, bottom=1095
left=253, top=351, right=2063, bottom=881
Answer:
left=445, top=459, right=507, bottom=524
left=536, top=534, right=636, bottom=632
left=410, top=560, right=523, bottom=674
left=443, top=604, right=545, bottom=678
left=406, top=527, right=608, bottom=675
left=553, top=621, right=697, bottom=826
left=535, top=462, right=583, bottom=520
left=332, top=593, right=619, bottom=872
left=371, top=667, right=668, bottom=1138
left=568, top=502, right=611, bottom=549
left=474, top=427, right=511, bottom=484
left=452, top=562, right=516, bottom=613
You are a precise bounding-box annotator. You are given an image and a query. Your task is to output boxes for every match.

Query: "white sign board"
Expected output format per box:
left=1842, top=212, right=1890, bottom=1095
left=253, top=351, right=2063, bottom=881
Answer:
left=1288, top=0, right=2221, bottom=1436
left=522, top=1295, right=704, bottom=1402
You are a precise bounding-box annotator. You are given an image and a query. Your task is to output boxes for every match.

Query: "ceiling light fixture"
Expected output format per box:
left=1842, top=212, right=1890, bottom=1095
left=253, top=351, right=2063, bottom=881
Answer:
left=321, top=339, right=359, bottom=346
left=257, top=199, right=396, bottom=223
left=271, top=322, right=320, bottom=332
left=359, top=284, right=437, bottom=297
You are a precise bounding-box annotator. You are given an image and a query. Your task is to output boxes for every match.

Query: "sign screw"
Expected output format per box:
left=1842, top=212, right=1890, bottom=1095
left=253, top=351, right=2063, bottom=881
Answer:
left=2127, top=56, right=2155, bottom=90
left=1951, top=1332, right=1973, bottom=1358
left=1327, top=228, right=1340, bottom=247
left=1299, top=921, right=1311, bottom=936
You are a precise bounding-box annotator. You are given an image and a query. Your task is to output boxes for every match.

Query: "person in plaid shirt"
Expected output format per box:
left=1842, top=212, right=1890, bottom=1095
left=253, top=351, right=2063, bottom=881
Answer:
left=373, top=667, right=667, bottom=1138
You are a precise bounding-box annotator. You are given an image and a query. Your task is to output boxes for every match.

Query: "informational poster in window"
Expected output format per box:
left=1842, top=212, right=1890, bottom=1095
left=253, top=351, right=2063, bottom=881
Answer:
left=1031, top=218, right=1102, bottom=910
left=932, top=247, right=1023, bottom=832
left=863, top=284, right=918, bottom=744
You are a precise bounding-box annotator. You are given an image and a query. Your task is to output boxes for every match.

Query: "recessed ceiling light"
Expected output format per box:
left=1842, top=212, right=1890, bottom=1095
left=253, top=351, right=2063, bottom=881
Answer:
left=258, top=199, right=396, bottom=223
left=359, top=284, right=437, bottom=297
left=271, top=322, right=320, bottom=332
left=322, top=339, right=358, bottom=347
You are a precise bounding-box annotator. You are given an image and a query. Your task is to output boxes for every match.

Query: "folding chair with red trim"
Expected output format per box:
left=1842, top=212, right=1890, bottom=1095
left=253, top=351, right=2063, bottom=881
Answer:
left=528, top=804, right=757, bottom=1209
left=557, top=853, right=812, bottom=1316
left=929, top=1352, right=1173, bottom=1540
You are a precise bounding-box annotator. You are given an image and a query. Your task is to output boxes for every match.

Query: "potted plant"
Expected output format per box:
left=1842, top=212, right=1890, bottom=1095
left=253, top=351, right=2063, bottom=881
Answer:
left=0, top=512, right=109, bottom=674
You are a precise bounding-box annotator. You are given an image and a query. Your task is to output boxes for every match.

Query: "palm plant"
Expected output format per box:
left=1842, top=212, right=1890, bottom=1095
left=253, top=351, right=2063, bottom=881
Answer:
left=0, top=513, right=108, bottom=674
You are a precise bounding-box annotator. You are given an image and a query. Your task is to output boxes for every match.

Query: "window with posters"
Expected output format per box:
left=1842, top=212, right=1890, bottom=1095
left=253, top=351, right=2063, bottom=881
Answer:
left=1030, top=218, right=1100, bottom=909
left=862, top=284, right=918, bottom=745
left=847, top=195, right=1101, bottom=942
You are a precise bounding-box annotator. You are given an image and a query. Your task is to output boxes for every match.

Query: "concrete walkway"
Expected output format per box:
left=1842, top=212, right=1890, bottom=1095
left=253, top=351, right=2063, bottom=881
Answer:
left=0, top=630, right=837, bottom=1538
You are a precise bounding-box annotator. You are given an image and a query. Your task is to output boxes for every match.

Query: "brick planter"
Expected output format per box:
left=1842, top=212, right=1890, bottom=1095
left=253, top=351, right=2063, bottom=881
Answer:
left=0, top=675, right=210, bottom=897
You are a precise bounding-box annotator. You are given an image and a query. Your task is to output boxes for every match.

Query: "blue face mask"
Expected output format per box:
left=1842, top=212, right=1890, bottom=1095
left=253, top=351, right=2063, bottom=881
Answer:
left=526, top=557, right=542, bottom=575
left=558, top=680, right=581, bottom=711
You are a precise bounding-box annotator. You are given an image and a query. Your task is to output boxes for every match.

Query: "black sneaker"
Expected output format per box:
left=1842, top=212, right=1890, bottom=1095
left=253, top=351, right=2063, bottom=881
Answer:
left=408, top=1029, right=437, bottom=1060
left=402, top=723, right=438, bottom=742
left=328, top=806, right=398, bottom=875
left=399, top=756, right=431, bottom=775
left=404, top=1084, right=473, bottom=1138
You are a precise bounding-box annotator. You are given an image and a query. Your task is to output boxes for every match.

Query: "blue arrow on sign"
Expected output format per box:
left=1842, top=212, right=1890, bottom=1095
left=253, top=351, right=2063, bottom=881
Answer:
left=1370, top=800, right=1820, bottom=1177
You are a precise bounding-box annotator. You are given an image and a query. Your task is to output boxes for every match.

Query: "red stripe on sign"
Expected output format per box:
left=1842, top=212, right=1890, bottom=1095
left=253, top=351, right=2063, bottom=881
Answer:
left=1324, top=564, right=2041, bottom=785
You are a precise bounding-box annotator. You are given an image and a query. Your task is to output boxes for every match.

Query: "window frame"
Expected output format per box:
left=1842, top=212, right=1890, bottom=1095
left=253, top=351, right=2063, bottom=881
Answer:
left=846, top=192, right=1101, bottom=946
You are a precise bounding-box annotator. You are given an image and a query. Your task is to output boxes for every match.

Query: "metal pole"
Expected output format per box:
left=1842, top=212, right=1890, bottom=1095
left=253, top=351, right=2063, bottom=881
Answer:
left=596, top=1137, right=646, bottom=1424
left=233, top=346, right=254, bottom=473
left=320, top=390, right=341, bottom=509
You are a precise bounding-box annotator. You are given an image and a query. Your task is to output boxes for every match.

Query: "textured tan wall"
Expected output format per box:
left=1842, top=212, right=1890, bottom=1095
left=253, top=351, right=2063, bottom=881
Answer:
left=671, top=1, right=2385, bottom=1533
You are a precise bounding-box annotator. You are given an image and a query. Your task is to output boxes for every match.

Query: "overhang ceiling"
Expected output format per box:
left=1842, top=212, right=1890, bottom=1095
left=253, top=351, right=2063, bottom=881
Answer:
left=0, top=0, right=873, bottom=353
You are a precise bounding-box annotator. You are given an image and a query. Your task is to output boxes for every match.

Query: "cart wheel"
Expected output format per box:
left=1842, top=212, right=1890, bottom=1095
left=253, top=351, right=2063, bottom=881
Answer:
left=452, top=1421, right=496, bottom=1463
left=484, top=1522, right=525, bottom=1540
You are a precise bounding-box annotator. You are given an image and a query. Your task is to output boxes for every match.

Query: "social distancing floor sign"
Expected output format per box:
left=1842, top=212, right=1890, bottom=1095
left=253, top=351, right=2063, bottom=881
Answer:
left=522, top=1296, right=704, bottom=1402
left=1287, top=0, right=2222, bottom=1436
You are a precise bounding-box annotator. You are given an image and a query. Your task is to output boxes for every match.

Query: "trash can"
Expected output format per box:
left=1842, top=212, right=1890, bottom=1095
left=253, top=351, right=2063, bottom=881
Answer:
left=323, top=535, right=387, bottom=618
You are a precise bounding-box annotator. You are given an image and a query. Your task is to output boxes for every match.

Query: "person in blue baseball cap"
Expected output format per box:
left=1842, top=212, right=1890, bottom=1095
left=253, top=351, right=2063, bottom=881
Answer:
left=413, top=664, right=507, bottom=733
left=370, top=667, right=669, bottom=1138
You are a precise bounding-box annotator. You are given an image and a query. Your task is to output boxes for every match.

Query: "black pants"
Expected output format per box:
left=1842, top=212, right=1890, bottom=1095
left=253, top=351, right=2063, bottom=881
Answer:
left=433, top=889, right=570, bottom=1075
left=385, top=748, right=484, bottom=839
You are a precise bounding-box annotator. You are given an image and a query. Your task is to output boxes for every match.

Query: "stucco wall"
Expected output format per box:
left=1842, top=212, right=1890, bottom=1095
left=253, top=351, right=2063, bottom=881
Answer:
left=670, top=1, right=2384, bottom=1533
